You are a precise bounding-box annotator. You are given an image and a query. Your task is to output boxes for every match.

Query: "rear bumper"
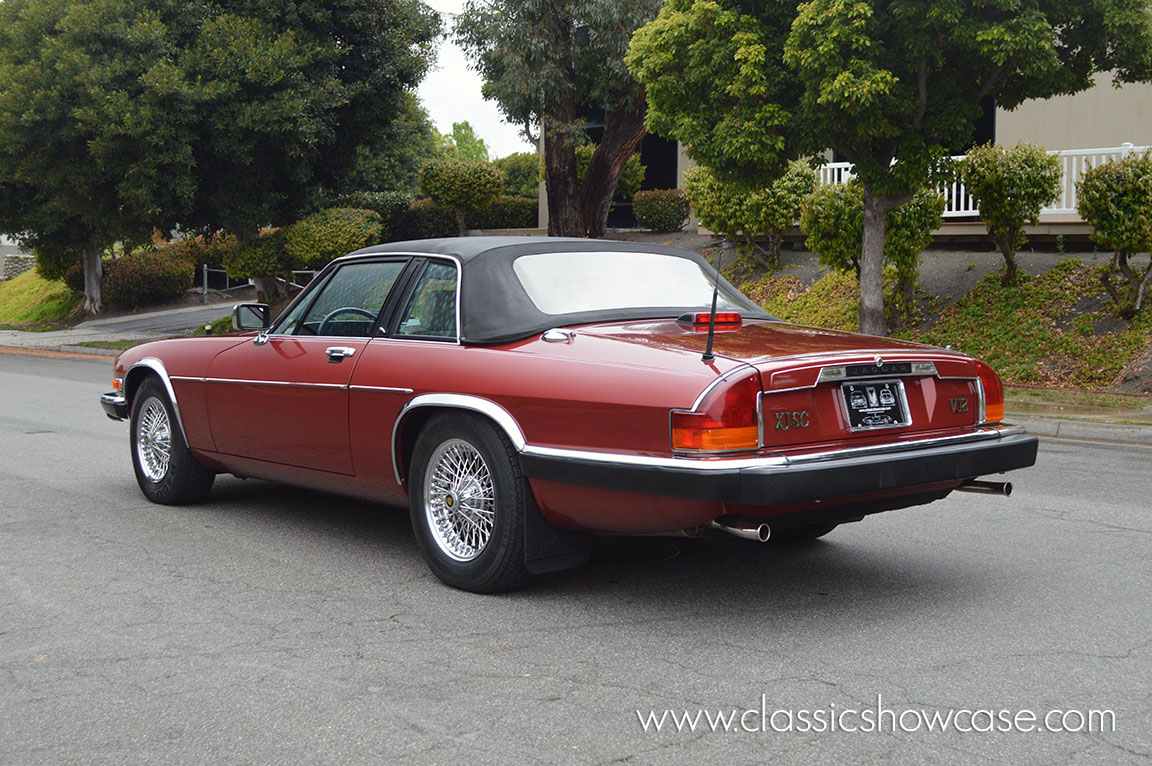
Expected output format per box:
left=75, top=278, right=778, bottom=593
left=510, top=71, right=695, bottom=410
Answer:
left=519, top=427, right=1038, bottom=505
left=100, top=392, right=127, bottom=421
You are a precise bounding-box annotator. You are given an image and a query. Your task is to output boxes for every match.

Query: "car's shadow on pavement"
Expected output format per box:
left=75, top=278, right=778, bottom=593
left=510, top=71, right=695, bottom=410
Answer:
left=195, top=475, right=995, bottom=620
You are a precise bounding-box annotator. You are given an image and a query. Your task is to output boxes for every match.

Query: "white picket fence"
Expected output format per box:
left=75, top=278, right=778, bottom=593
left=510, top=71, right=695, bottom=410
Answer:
left=817, top=143, right=1149, bottom=219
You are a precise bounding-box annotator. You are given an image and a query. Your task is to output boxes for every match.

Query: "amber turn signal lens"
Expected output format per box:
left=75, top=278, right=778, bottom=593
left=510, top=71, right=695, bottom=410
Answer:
left=974, top=360, right=1005, bottom=424
left=112, top=378, right=122, bottom=390
left=671, top=422, right=758, bottom=452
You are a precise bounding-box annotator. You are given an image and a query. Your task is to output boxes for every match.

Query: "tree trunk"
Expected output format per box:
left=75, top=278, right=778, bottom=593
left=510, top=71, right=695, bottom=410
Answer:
left=859, top=191, right=889, bottom=336
left=81, top=248, right=103, bottom=314
left=543, top=109, right=582, bottom=237
left=995, top=230, right=1019, bottom=286
left=579, top=89, right=648, bottom=238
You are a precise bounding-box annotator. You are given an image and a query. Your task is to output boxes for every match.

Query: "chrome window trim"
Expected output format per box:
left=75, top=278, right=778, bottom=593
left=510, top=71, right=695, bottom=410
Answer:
left=387, top=254, right=463, bottom=345
left=390, top=393, right=527, bottom=484
left=127, top=358, right=188, bottom=445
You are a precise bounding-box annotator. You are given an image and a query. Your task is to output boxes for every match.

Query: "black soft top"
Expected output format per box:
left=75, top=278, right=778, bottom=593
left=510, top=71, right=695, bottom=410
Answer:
left=346, top=237, right=772, bottom=345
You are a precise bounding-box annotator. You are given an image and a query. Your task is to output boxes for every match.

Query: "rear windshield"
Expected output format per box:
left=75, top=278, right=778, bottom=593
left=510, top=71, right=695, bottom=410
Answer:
left=512, top=251, right=746, bottom=315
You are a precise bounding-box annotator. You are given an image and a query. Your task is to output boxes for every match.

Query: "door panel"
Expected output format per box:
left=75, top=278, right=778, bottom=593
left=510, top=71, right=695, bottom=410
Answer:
left=206, top=337, right=368, bottom=474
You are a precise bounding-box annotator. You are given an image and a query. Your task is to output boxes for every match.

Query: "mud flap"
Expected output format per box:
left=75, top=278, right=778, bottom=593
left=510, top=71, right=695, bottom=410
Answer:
left=523, top=484, right=592, bottom=574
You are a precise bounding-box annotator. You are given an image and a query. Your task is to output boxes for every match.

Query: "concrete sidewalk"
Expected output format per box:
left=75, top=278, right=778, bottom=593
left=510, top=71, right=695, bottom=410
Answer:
left=1, top=300, right=1150, bottom=446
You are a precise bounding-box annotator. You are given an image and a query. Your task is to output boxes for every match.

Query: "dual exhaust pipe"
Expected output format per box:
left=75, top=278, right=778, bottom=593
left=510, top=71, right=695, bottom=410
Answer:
left=956, top=480, right=1013, bottom=496
left=708, top=520, right=771, bottom=543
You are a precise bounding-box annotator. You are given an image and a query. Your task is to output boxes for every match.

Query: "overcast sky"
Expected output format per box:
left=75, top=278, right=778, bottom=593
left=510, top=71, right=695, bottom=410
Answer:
left=416, top=0, right=536, bottom=159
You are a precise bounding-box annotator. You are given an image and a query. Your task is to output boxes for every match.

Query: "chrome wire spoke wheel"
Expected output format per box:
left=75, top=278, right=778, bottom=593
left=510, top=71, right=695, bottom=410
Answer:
left=135, top=398, right=172, bottom=482
left=423, top=438, right=496, bottom=562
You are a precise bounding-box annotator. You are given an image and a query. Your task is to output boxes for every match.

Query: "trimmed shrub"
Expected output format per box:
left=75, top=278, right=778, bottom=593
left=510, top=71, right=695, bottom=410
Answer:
left=419, top=157, right=504, bottom=235
left=493, top=152, right=540, bottom=199
left=633, top=189, right=690, bottom=232
left=63, top=261, right=87, bottom=293
left=327, top=191, right=413, bottom=240
left=683, top=160, right=817, bottom=266
left=1077, top=151, right=1152, bottom=317
left=467, top=196, right=538, bottom=230
left=102, top=250, right=195, bottom=309
left=223, top=228, right=292, bottom=279
left=285, top=207, right=384, bottom=268
left=575, top=145, right=645, bottom=200
left=960, top=142, right=1062, bottom=285
left=394, top=199, right=459, bottom=240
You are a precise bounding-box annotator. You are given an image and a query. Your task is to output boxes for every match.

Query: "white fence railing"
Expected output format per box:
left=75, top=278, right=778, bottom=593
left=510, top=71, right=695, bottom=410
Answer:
left=817, top=143, right=1149, bottom=219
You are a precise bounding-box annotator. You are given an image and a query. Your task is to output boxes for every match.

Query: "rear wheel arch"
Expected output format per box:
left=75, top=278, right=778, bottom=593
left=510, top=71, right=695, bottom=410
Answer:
left=391, top=395, right=527, bottom=486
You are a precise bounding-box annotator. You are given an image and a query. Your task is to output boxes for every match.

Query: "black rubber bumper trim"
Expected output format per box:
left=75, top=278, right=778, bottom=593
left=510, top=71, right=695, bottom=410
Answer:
left=100, top=392, right=128, bottom=421
left=519, top=433, right=1039, bottom=504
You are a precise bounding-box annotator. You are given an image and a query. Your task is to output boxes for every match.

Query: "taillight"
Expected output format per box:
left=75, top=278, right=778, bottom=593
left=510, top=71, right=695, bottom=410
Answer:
left=671, top=372, right=760, bottom=452
left=975, top=360, right=1004, bottom=424
left=677, top=311, right=742, bottom=326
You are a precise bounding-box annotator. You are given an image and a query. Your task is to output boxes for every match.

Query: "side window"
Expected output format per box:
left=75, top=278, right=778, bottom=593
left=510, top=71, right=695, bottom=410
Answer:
left=280, top=261, right=406, bottom=337
left=396, top=262, right=458, bottom=339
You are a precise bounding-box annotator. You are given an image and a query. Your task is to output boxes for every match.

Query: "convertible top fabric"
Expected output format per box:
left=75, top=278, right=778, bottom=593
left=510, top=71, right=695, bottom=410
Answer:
left=346, top=237, right=773, bottom=345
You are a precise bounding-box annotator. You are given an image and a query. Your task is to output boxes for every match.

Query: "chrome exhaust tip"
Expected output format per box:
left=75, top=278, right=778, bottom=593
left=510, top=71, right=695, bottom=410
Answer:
left=708, top=520, right=771, bottom=542
left=956, top=480, right=1013, bottom=497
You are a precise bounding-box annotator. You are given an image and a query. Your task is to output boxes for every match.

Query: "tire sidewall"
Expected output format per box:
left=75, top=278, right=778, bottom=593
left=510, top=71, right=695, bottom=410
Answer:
left=129, top=378, right=204, bottom=503
left=409, top=414, right=525, bottom=592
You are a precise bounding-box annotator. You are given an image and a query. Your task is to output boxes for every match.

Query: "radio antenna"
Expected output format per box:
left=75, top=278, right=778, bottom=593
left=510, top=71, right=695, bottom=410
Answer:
left=702, top=249, right=724, bottom=363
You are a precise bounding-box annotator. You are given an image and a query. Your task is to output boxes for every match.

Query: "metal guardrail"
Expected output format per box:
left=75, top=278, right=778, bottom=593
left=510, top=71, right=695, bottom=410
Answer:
left=817, top=143, right=1149, bottom=219
left=197, top=265, right=317, bottom=304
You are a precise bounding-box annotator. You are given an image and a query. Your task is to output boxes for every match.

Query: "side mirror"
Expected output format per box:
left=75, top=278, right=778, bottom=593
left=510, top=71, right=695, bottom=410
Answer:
left=233, top=303, right=271, bottom=331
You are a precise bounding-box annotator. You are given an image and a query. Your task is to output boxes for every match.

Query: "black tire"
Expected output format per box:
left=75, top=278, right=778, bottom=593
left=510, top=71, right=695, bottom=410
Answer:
left=769, top=522, right=838, bottom=543
left=408, top=413, right=531, bottom=593
left=130, top=377, right=215, bottom=505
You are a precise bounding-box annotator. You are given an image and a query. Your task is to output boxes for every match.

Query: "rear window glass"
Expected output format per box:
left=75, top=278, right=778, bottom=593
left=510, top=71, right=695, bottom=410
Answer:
left=512, top=251, right=745, bottom=315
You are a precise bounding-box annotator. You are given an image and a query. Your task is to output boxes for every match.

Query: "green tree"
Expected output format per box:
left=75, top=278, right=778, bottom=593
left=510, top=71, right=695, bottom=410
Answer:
left=419, top=157, right=504, bottom=235
left=1077, top=152, right=1152, bottom=317
left=575, top=144, right=645, bottom=201
left=683, top=160, right=817, bottom=267
left=0, top=0, right=440, bottom=311
left=799, top=182, right=944, bottom=325
left=342, top=92, right=444, bottom=195
left=457, top=0, right=662, bottom=238
left=441, top=121, right=490, bottom=162
left=960, top=143, right=1062, bottom=286
left=629, top=0, right=1152, bottom=335
left=493, top=152, right=541, bottom=199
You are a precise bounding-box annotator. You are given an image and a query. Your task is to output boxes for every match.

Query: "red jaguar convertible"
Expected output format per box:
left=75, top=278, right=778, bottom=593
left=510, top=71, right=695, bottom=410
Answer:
left=101, top=237, right=1037, bottom=592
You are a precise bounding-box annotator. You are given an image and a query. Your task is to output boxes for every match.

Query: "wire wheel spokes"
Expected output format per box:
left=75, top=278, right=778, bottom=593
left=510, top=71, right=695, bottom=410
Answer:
left=135, top=398, right=172, bottom=482
left=423, top=438, right=496, bottom=562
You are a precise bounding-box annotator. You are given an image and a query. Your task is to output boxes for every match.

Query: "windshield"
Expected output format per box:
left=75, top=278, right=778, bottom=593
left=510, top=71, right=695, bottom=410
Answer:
left=512, top=251, right=746, bottom=315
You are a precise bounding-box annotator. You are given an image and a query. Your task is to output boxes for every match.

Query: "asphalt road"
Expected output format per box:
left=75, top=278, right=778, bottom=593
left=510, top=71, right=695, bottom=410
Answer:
left=1, top=352, right=1149, bottom=765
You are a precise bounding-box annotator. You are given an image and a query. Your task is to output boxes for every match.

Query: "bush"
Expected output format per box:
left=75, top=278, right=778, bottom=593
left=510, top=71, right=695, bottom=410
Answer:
left=63, top=261, right=87, bottom=293
left=102, top=250, right=195, bottom=309
left=493, top=152, right=540, bottom=199
left=419, top=157, right=504, bottom=235
left=466, top=196, right=538, bottom=230
left=223, top=228, right=292, bottom=279
left=285, top=207, right=384, bottom=269
left=394, top=199, right=459, bottom=240
left=326, top=191, right=413, bottom=240
left=683, top=161, right=817, bottom=266
left=1077, top=151, right=1152, bottom=317
left=960, top=142, right=1062, bottom=285
left=633, top=189, right=690, bottom=232
left=800, top=181, right=944, bottom=322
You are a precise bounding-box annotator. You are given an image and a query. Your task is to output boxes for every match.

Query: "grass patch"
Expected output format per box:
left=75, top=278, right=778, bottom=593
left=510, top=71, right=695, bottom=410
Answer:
left=191, top=314, right=234, bottom=335
left=0, top=321, right=67, bottom=332
left=1005, top=386, right=1151, bottom=410
left=907, top=260, right=1151, bottom=388
left=0, top=270, right=83, bottom=324
left=71, top=340, right=141, bottom=351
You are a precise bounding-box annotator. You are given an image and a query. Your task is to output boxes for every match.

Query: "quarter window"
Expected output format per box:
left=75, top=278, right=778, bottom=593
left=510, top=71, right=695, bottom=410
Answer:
left=396, top=262, right=458, bottom=339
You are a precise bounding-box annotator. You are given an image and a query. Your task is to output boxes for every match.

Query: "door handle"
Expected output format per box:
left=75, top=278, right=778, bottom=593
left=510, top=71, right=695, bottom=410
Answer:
left=325, top=346, right=356, bottom=363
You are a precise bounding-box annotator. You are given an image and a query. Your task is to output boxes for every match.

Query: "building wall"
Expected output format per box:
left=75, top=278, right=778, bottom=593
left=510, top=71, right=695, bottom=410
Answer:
left=996, top=73, right=1152, bottom=150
